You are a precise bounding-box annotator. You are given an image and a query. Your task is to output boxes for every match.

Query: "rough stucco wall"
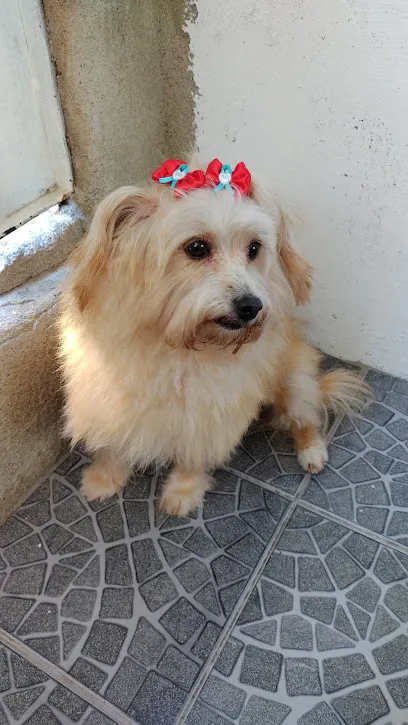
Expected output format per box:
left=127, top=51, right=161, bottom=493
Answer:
left=0, top=201, right=84, bottom=295
left=0, top=269, right=67, bottom=520
left=42, top=0, right=166, bottom=214
left=187, top=0, right=408, bottom=378
left=41, top=0, right=196, bottom=215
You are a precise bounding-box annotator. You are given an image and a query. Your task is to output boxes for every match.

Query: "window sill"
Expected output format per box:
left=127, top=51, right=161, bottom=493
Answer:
left=0, top=200, right=85, bottom=295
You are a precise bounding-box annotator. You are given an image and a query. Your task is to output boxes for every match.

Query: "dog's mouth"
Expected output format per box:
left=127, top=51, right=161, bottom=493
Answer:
left=215, top=317, right=245, bottom=331
left=215, top=316, right=264, bottom=332
left=191, top=315, right=265, bottom=352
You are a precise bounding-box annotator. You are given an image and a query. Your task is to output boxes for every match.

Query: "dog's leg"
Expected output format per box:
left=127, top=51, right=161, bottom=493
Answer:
left=160, top=468, right=212, bottom=517
left=273, top=343, right=328, bottom=474
left=81, top=449, right=131, bottom=501
left=290, top=421, right=328, bottom=474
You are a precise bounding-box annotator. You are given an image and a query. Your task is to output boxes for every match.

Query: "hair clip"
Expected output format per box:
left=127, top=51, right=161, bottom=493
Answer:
left=152, top=160, right=206, bottom=194
left=152, top=158, right=251, bottom=196
left=206, top=159, right=251, bottom=196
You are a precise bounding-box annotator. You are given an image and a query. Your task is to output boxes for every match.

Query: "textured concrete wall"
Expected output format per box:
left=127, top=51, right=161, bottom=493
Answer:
left=0, top=268, right=67, bottom=520
left=0, top=201, right=84, bottom=295
left=42, top=0, right=196, bottom=215
left=188, top=0, right=408, bottom=378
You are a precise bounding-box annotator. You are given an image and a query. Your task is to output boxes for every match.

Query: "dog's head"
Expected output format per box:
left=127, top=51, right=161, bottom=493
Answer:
left=71, top=173, right=312, bottom=351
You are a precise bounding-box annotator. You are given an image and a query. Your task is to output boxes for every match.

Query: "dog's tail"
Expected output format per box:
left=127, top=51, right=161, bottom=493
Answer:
left=319, top=368, right=372, bottom=422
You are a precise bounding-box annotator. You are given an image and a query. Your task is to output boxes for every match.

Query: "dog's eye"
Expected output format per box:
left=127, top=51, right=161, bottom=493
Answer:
left=248, top=241, right=261, bottom=261
left=185, top=239, right=211, bottom=259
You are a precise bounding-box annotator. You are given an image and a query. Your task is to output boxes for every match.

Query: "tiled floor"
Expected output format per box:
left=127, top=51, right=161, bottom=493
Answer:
left=0, top=367, right=408, bottom=724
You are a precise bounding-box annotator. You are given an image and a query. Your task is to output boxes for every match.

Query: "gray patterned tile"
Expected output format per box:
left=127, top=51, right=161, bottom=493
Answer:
left=0, top=518, right=32, bottom=549
left=159, top=597, right=206, bottom=644
left=332, top=685, right=390, bottom=725
left=204, top=509, right=408, bottom=723
left=228, top=427, right=306, bottom=490
left=322, top=653, right=375, bottom=693
left=0, top=449, right=290, bottom=724
left=48, top=657, right=107, bottom=720
left=240, top=696, right=291, bottom=725
left=240, top=645, right=283, bottom=692
left=280, top=615, right=313, bottom=650
left=104, top=655, right=145, bottom=710
left=127, top=671, right=187, bottom=725
left=82, top=620, right=128, bottom=665
left=185, top=702, right=232, bottom=725
left=285, top=657, right=322, bottom=696
left=386, top=675, right=408, bottom=709
left=157, top=646, right=200, bottom=690
left=99, top=587, right=134, bottom=619
left=301, top=372, right=408, bottom=546
left=2, top=365, right=408, bottom=724
left=200, top=674, right=246, bottom=718
left=0, top=643, right=111, bottom=724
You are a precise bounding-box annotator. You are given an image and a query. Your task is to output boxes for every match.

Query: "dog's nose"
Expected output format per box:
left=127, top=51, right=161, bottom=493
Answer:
left=233, top=295, right=263, bottom=322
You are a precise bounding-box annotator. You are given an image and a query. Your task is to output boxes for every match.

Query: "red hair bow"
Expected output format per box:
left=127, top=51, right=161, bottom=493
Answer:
left=205, top=159, right=252, bottom=196
left=151, top=158, right=252, bottom=196
left=151, top=159, right=205, bottom=194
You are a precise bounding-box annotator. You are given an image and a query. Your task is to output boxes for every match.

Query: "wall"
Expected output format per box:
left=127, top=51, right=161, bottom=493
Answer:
left=187, top=0, right=408, bottom=378
left=0, top=202, right=84, bottom=516
left=158, top=0, right=198, bottom=159
left=0, top=268, right=67, bottom=520
left=42, top=0, right=195, bottom=216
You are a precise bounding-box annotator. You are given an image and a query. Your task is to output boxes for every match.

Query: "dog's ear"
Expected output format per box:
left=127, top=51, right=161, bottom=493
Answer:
left=249, top=179, right=312, bottom=305
left=72, top=187, right=158, bottom=311
left=275, top=206, right=312, bottom=305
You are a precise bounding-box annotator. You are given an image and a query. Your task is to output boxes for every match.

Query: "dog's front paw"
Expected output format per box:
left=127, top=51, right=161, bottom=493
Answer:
left=81, top=457, right=129, bottom=501
left=160, top=470, right=212, bottom=517
left=297, top=437, right=328, bottom=475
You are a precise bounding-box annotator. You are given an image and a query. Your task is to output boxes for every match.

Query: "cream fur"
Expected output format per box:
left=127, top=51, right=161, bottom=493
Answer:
left=59, top=175, right=369, bottom=514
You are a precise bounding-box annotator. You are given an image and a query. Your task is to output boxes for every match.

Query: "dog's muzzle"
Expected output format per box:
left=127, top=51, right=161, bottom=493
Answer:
left=216, top=294, right=263, bottom=330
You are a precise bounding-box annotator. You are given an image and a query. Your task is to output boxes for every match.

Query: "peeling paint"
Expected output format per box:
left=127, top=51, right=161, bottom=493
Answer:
left=185, top=0, right=198, bottom=25
left=158, top=0, right=198, bottom=158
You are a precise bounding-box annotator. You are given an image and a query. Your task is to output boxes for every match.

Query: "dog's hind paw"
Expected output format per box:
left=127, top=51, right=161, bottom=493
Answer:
left=297, top=437, right=328, bottom=475
left=160, top=469, right=212, bottom=517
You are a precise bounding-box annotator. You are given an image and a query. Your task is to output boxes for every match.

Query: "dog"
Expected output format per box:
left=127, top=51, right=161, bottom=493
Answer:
left=59, top=158, right=369, bottom=516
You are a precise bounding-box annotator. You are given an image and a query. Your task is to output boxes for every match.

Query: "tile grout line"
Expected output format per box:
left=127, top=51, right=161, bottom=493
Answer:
left=176, top=474, right=312, bottom=725
left=295, top=495, right=408, bottom=557
left=228, top=392, right=408, bottom=559
left=224, top=465, right=298, bottom=502
left=228, top=464, right=408, bottom=557
left=223, top=410, right=345, bottom=504
left=226, top=402, right=346, bottom=503
left=0, top=628, right=138, bottom=725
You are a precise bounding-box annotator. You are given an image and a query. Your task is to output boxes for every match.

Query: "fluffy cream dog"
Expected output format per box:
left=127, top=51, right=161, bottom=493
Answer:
left=59, top=162, right=368, bottom=515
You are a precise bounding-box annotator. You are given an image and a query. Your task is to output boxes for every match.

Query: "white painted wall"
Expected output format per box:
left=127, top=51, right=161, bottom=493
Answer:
left=187, top=0, right=408, bottom=377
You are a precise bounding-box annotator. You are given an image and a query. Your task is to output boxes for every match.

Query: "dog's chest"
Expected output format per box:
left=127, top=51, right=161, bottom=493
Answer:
left=145, top=350, right=263, bottom=413
left=120, top=345, right=269, bottom=466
